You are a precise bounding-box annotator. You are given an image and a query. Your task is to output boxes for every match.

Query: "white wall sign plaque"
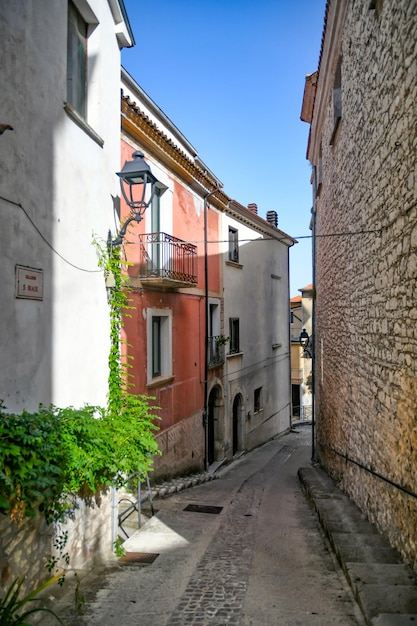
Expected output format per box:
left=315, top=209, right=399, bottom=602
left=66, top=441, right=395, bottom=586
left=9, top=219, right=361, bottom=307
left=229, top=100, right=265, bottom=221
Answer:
left=15, top=265, right=44, bottom=300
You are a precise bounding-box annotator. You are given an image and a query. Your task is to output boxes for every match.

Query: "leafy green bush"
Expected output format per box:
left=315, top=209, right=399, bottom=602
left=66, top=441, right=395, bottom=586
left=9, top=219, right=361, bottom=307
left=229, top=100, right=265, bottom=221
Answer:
left=0, top=397, right=159, bottom=525
left=0, top=240, right=161, bottom=527
left=0, top=406, right=64, bottom=524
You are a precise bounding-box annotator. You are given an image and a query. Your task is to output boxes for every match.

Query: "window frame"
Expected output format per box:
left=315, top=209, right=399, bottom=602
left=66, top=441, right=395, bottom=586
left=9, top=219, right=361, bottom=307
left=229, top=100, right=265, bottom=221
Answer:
left=147, top=308, right=172, bottom=384
left=254, top=387, right=263, bottom=413
left=229, top=318, right=240, bottom=354
left=67, top=1, right=88, bottom=119
left=330, top=57, right=342, bottom=145
left=228, top=227, right=239, bottom=263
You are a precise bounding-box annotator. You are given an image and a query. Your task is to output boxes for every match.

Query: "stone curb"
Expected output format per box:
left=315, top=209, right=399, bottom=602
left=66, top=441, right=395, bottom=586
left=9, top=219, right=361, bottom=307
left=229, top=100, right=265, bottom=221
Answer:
left=150, top=472, right=219, bottom=499
left=298, top=465, right=417, bottom=625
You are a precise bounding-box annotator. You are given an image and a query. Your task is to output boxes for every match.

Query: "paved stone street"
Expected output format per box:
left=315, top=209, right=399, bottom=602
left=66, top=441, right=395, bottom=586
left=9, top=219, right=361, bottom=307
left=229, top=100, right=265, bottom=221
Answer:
left=40, top=424, right=378, bottom=625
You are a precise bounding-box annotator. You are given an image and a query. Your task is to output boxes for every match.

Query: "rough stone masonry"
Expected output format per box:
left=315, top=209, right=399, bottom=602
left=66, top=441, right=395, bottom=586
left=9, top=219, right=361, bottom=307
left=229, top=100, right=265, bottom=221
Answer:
left=309, top=0, right=417, bottom=572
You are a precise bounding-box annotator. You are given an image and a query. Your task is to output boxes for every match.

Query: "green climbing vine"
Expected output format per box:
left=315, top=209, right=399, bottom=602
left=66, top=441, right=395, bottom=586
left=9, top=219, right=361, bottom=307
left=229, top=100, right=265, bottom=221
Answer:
left=94, top=237, right=160, bottom=482
left=0, top=239, right=160, bottom=528
left=0, top=238, right=161, bottom=614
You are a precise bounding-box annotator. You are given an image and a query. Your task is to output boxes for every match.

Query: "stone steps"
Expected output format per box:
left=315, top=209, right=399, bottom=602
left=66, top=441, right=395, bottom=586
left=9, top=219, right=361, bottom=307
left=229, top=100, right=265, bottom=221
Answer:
left=299, top=466, right=417, bottom=625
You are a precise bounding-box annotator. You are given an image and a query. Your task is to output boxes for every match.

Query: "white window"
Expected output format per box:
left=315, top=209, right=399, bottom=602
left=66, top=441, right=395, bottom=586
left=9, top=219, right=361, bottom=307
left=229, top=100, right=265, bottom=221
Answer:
left=66, top=1, right=98, bottom=122
left=67, top=2, right=87, bottom=117
left=229, top=318, right=240, bottom=354
left=147, top=308, right=172, bottom=383
left=228, top=227, right=239, bottom=263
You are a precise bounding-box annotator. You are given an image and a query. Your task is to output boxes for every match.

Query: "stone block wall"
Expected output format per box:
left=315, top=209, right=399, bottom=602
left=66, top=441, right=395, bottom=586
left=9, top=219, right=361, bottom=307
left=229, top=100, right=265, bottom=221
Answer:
left=0, top=491, right=114, bottom=597
left=151, top=410, right=205, bottom=482
left=313, top=0, right=417, bottom=570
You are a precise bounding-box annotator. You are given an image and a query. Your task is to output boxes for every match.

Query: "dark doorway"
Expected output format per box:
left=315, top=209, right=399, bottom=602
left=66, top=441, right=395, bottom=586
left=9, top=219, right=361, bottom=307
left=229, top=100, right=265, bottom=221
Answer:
left=232, top=393, right=243, bottom=455
left=292, top=384, right=301, bottom=417
left=207, top=386, right=221, bottom=465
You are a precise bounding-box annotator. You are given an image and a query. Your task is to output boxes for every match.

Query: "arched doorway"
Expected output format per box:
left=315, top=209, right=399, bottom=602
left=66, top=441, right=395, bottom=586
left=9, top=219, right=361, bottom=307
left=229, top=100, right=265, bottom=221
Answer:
left=207, top=385, right=223, bottom=465
left=232, top=393, right=244, bottom=455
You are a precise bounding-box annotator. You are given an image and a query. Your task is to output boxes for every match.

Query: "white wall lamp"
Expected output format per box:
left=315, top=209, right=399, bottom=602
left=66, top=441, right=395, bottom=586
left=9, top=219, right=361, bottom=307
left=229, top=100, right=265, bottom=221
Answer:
left=108, top=151, right=167, bottom=247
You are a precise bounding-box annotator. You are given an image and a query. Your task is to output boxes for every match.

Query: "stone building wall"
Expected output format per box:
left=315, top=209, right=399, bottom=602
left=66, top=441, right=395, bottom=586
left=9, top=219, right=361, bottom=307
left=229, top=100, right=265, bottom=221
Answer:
left=151, top=411, right=205, bottom=482
left=311, top=0, right=417, bottom=569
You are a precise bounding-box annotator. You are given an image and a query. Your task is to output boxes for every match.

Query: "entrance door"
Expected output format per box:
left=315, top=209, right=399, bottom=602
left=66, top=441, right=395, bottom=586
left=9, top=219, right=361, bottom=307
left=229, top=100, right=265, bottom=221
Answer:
left=207, top=385, right=224, bottom=465
left=208, top=399, right=215, bottom=465
left=292, top=384, right=301, bottom=418
left=232, top=394, right=243, bottom=455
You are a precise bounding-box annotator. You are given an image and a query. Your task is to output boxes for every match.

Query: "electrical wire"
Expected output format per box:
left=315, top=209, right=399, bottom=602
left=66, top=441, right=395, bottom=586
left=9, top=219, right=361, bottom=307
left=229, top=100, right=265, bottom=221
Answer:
left=121, top=227, right=383, bottom=248
left=0, top=194, right=102, bottom=273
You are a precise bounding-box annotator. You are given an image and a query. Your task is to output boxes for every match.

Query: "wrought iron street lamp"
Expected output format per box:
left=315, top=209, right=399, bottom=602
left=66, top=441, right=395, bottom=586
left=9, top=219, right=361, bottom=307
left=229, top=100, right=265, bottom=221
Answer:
left=299, top=328, right=312, bottom=358
left=108, top=151, right=167, bottom=247
left=299, top=328, right=309, bottom=350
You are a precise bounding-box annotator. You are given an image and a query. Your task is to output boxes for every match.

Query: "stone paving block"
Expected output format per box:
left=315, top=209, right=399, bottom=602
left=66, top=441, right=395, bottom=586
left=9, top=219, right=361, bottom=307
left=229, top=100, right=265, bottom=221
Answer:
left=372, top=615, right=417, bottom=625
left=323, top=518, right=380, bottom=534
left=335, top=545, right=403, bottom=565
left=331, top=532, right=389, bottom=549
left=346, top=562, right=417, bottom=587
left=357, top=585, right=417, bottom=619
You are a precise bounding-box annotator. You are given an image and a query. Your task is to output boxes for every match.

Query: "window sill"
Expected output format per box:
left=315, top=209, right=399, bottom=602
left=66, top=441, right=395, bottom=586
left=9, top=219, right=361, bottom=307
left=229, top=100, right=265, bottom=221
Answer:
left=146, top=375, right=174, bottom=389
left=63, top=102, right=104, bottom=147
left=227, top=351, right=243, bottom=359
left=226, top=260, right=243, bottom=269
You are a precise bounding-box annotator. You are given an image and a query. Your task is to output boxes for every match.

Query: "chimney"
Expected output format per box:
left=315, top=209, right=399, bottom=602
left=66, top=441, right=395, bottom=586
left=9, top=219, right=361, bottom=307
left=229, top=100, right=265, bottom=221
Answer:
left=266, top=210, right=278, bottom=228
left=247, top=203, right=258, bottom=214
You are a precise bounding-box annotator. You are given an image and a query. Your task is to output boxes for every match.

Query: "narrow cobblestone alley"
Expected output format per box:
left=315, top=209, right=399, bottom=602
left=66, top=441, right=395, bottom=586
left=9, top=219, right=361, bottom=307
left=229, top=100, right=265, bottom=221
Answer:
left=39, top=424, right=370, bottom=625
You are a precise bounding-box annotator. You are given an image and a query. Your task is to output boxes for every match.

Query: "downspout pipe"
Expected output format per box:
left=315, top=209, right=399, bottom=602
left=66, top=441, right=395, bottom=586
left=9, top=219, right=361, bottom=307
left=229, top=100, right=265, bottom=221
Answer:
left=203, top=186, right=222, bottom=471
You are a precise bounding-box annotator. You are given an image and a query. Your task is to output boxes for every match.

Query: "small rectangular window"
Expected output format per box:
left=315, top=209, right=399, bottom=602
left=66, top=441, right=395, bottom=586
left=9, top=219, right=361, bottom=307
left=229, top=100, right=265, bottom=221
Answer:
left=67, top=2, right=88, bottom=118
left=152, top=316, right=161, bottom=377
left=333, top=57, right=342, bottom=123
left=330, top=57, right=342, bottom=146
left=229, top=318, right=240, bottom=354
left=147, top=308, right=172, bottom=384
left=254, top=387, right=262, bottom=413
left=228, top=227, right=239, bottom=263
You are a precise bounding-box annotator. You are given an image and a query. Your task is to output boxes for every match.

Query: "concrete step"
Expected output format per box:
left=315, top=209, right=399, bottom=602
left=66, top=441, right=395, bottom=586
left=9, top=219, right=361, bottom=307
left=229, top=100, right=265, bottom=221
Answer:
left=298, top=466, right=417, bottom=625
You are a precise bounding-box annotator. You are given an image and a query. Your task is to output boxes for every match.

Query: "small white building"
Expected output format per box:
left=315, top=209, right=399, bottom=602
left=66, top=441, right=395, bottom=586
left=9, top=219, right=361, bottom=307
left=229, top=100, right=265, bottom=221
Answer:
left=0, top=0, right=133, bottom=412
left=207, top=201, right=295, bottom=460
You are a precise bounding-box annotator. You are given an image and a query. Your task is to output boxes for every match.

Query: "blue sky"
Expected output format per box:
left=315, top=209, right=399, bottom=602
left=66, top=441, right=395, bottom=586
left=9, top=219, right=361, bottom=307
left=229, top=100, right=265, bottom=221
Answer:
left=121, top=0, right=326, bottom=297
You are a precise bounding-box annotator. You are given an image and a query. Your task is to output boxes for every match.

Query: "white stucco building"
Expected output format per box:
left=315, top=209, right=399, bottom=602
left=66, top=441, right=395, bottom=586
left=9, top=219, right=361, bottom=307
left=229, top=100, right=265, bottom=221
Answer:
left=0, top=1, right=133, bottom=412
left=211, top=202, right=295, bottom=458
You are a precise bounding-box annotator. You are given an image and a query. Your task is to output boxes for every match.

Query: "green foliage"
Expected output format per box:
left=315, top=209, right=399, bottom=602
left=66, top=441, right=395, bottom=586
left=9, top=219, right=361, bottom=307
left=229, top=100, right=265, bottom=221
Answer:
left=0, top=400, right=159, bottom=524
left=0, top=238, right=160, bottom=527
left=113, top=537, right=125, bottom=558
left=0, top=408, right=64, bottom=524
left=74, top=574, right=85, bottom=616
left=0, top=576, right=64, bottom=625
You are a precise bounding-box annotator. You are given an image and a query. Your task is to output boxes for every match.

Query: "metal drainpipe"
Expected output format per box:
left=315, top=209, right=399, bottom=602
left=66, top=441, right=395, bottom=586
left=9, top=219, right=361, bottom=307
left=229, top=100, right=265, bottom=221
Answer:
left=203, top=187, right=221, bottom=471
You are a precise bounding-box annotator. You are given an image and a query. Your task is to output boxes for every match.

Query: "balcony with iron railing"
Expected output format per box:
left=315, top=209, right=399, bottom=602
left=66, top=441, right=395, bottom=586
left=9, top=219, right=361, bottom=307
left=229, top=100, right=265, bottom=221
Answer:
left=208, top=336, right=226, bottom=367
left=137, top=232, right=198, bottom=289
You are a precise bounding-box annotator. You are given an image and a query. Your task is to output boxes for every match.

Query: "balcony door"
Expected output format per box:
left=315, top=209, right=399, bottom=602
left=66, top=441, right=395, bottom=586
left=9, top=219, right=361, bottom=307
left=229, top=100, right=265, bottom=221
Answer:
left=150, top=189, right=161, bottom=274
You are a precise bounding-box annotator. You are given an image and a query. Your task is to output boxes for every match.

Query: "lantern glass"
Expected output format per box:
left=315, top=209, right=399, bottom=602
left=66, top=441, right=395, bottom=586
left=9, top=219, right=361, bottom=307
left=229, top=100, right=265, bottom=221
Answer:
left=299, top=329, right=309, bottom=349
left=117, top=151, right=159, bottom=216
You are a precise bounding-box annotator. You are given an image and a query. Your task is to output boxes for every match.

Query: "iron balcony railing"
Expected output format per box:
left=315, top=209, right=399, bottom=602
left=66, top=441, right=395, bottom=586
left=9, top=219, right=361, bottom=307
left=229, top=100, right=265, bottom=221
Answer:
left=138, top=232, right=197, bottom=284
left=208, top=336, right=225, bottom=367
